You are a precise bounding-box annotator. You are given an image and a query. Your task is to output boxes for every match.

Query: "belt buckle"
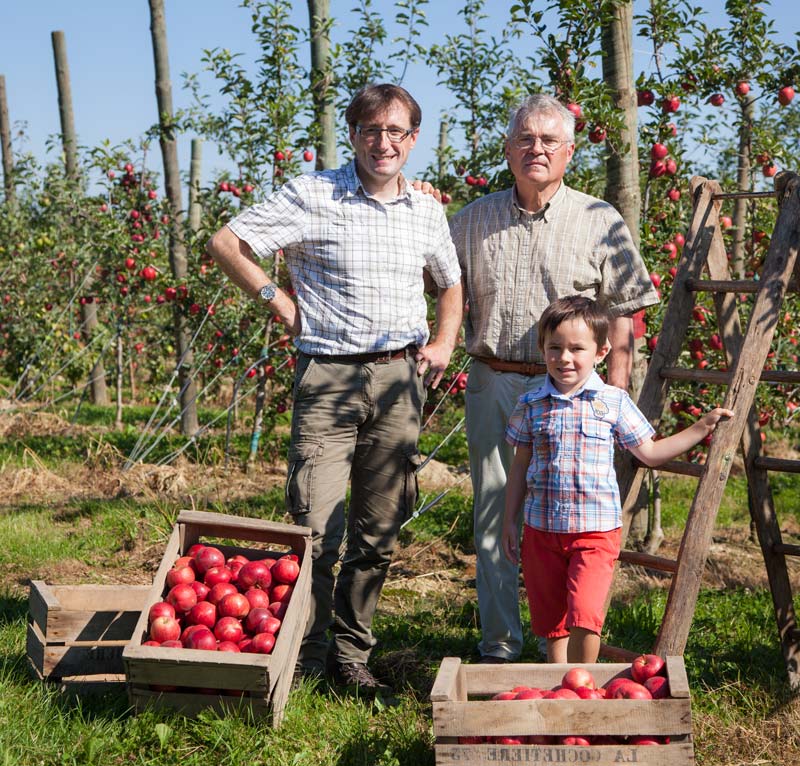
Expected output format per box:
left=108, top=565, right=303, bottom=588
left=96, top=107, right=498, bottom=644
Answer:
left=374, top=350, right=393, bottom=364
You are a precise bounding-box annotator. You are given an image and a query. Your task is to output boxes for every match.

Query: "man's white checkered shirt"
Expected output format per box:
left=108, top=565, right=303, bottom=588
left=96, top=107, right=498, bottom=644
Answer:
left=228, top=161, right=462, bottom=356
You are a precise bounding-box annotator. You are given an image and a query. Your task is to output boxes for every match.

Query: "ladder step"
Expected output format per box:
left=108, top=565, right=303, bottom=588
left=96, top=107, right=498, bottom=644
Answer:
left=755, top=456, right=800, bottom=473
left=773, top=542, right=800, bottom=557
left=661, top=366, right=800, bottom=385
left=599, top=643, right=639, bottom=662
left=619, top=549, right=679, bottom=573
left=655, top=459, right=705, bottom=477
left=686, top=277, right=799, bottom=294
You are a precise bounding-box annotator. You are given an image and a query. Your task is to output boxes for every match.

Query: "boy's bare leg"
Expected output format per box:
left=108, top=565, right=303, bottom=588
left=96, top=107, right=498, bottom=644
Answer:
left=566, top=627, right=600, bottom=663
left=546, top=636, right=569, bottom=663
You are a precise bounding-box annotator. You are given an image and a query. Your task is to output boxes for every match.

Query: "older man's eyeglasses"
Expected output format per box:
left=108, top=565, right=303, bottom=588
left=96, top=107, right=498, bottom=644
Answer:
left=511, top=134, right=570, bottom=153
left=355, top=126, right=416, bottom=143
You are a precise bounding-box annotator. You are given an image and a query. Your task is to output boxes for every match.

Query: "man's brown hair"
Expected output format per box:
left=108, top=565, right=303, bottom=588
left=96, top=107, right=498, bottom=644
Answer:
left=537, top=295, right=610, bottom=352
left=345, top=83, right=422, bottom=129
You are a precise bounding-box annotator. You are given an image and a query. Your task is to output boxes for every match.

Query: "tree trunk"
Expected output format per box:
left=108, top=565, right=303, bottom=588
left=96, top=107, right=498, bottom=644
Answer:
left=602, top=1, right=650, bottom=545
left=307, top=0, right=337, bottom=170
left=51, top=32, right=79, bottom=183
left=149, top=0, right=199, bottom=437
left=188, top=138, right=202, bottom=234
left=52, top=30, right=109, bottom=406
left=731, top=95, right=755, bottom=277
left=438, top=118, right=449, bottom=182
left=0, top=75, right=16, bottom=211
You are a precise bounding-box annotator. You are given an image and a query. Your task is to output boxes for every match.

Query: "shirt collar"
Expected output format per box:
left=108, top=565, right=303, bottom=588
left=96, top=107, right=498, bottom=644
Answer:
left=346, top=160, right=413, bottom=205
left=522, top=369, right=605, bottom=403
left=510, top=181, right=567, bottom=222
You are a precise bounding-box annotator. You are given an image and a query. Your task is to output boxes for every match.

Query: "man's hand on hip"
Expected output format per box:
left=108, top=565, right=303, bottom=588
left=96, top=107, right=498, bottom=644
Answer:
left=415, top=340, right=454, bottom=389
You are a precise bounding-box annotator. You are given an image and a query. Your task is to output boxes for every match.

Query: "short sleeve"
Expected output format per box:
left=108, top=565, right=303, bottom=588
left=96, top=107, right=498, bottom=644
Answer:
left=505, top=397, right=534, bottom=447
left=227, top=179, right=307, bottom=259
left=613, top=392, right=656, bottom=450
left=421, top=200, right=462, bottom=289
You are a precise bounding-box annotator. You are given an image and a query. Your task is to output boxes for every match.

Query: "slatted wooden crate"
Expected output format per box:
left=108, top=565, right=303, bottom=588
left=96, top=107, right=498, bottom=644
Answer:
left=27, top=581, right=150, bottom=687
left=123, top=510, right=311, bottom=725
left=430, top=656, right=694, bottom=765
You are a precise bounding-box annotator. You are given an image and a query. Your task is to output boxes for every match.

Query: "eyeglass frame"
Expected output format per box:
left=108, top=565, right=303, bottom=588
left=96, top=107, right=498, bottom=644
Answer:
left=509, top=134, right=572, bottom=154
left=354, top=125, right=417, bottom=144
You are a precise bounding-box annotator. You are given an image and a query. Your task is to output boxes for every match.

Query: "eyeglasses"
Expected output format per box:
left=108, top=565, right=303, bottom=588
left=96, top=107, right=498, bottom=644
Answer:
left=511, top=135, right=570, bottom=153
left=355, top=126, right=416, bottom=143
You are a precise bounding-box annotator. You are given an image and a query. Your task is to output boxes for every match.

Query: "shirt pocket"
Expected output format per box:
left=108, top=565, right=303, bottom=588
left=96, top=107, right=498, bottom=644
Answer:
left=531, top=420, right=558, bottom=472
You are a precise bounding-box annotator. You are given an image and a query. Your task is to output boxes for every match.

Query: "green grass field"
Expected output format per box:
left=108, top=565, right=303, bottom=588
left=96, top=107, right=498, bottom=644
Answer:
left=0, top=411, right=798, bottom=765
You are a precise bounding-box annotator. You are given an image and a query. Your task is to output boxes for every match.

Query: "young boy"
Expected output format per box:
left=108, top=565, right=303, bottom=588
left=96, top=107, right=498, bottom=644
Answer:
left=501, top=295, right=733, bottom=664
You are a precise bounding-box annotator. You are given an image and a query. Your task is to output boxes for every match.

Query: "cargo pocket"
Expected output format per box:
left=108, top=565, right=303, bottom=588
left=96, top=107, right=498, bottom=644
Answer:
left=403, top=451, right=424, bottom=523
left=285, top=440, right=323, bottom=516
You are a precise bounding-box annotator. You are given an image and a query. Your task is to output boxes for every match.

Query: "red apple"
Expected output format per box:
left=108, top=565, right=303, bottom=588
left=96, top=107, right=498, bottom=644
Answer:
left=661, top=95, right=680, bottom=113
left=491, top=691, right=517, bottom=700
left=149, top=615, right=181, bottom=643
left=629, top=736, right=660, bottom=745
left=186, top=600, right=217, bottom=628
left=667, top=187, right=681, bottom=201
left=575, top=686, right=604, bottom=699
left=166, top=583, right=197, bottom=613
left=160, top=640, right=183, bottom=649
left=214, top=616, right=245, bottom=643
left=204, top=566, right=233, bottom=587
left=184, top=626, right=217, bottom=651
left=245, top=607, right=272, bottom=634
left=237, top=560, right=273, bottom=590
left=708, top=93, right=725, bottom=107
left=148, top=601, right=176, bottom=623
left=610, top=682, right=652, bottom=700
left=218, top=592, right=250, bottom=620
left=543, top=688, right=580, bottom=699
left=303, top=150, right=314, bottom=162
left=566, top=102, right=582, bottom=119
left=514, top=688, right=545, bottom=700
left=763, top=163, right=778, bottom=177
left=494, top=736, right=524, bottom=745
left=778, top=86, right=795, bottom=106
left=561, top=736, right=591, bottom=746
left=644, top=675, right=670, bottom=699
left=208, top=582, right=238, bottom=605
left=735, top=81, right=750, bottom=96
left=141, top=265, right=157, bottom=281
left=271, top=557, right=300, bottom=585
left=194, top=545, right=225, bottom=574
left=191, top=581, right=210, bottom=601
left=270, top=584, right=293, bottom=604
left=166, top=564, right=195, bottom=588
left=631, top=654, right=666, bottom=684
left=561, top=667, right=596, bottom=691
left=588, top=126, right=606, bottom=144
left=269, top=601, right=288, bottom=620
left=217, top=640, right=241, bottom=653
left=637, top=89, right=655, bottom=106
left=650, top=142, right=668, bottom=160
left=247, top=632, right=276, bottom=654
left=244, top=587, right=272, bottom=610
left=604, top=676, right=634, bottom=697
left=458, top=736, right=485, bottom=744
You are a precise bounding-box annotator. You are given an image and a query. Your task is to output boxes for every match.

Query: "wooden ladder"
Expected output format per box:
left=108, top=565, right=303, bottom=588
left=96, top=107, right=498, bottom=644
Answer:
left=601, top=171, right=800, bottom=690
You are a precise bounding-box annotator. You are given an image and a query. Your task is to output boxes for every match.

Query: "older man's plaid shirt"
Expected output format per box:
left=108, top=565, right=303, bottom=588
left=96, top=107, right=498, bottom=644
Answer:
left=450, top=183, right=659, bottom=362
left=228, top=161, right=462, bottom=356
left=505, top=372, right=655, bottom=534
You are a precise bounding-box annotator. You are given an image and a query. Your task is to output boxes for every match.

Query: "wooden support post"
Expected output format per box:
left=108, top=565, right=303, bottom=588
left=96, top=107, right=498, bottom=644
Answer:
left=0, top=74, right=15, bottom=211
left=148, top=0, right=199, bottom=437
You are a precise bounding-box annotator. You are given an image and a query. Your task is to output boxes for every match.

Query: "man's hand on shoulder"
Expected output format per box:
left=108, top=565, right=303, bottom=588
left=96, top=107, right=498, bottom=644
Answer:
left=410, top=178, right=442, bottom=203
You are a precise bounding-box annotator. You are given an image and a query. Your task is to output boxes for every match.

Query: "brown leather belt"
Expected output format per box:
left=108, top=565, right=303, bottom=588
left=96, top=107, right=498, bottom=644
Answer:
left=475, top=357, right=547, bottom=376
left=319, top=344, right=418, bottom=365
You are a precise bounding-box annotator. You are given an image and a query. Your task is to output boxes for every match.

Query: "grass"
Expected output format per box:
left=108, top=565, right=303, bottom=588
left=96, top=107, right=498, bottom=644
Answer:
left=1, top=414, right=799, bottom=765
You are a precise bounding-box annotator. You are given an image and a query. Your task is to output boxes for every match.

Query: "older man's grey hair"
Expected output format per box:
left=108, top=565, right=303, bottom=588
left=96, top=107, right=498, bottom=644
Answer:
left=506, top=94, right=576, bottom=144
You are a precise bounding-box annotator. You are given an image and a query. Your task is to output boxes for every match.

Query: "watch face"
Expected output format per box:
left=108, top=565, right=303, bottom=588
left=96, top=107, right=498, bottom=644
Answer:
left=259, top=284, right=276, bottom=302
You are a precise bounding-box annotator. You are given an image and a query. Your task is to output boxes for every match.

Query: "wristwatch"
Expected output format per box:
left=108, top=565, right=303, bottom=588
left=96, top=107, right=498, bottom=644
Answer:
left=258, top=283, right=277, bottom=303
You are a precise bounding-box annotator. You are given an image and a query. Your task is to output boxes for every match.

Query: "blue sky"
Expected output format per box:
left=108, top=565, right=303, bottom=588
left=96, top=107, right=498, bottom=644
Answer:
left=2, top=1, right=798, bottom=189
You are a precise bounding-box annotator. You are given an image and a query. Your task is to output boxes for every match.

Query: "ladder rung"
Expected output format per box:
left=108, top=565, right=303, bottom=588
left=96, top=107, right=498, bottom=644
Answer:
left=661, top=366, right=800, bottom=385
left=599, top=643, right=639, bottom=662
left=619, top=549, right=679, bottom=573
left=655, top=459, right=705, bottom=477
left=773, top=543, right=800, bottom=557
left=686, top=277, right=798, bottom=294
left=755, top=456, right=800, bottom=473
left=712, top=190, right=775, bottom=200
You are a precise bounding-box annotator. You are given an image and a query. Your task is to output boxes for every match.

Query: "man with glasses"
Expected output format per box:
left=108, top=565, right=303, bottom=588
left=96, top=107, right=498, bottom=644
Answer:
left=450, top=93, right=658, bottom=664
left=207, top=83, right=463, bottom=692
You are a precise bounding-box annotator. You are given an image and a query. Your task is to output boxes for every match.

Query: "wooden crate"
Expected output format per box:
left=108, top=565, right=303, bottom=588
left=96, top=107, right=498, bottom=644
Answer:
left=123, top=510, right=311, bottom=725
left=430, top=656, right=694, bottom=765
left=26, top=581, right=150, bottom=686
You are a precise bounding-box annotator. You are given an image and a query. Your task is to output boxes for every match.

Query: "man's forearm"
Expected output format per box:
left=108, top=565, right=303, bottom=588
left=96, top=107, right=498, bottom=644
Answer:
left=432, top=282, right=464, bottom=350
left=607, top=315, right=634, bottom=390
left=206, top=226, right=299, bottom=334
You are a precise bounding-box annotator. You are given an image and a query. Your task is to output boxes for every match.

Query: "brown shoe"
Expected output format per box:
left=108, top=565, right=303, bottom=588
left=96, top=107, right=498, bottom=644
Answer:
left=478, top=655, right=511, bottom=664
left=331, top=662, right=392, bottom=694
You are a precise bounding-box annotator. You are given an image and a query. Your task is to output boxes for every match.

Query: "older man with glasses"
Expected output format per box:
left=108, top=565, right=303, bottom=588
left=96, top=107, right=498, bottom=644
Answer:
left=450, top=93, right=658, bottom=664
left=207, top=83, right=463, bottom=692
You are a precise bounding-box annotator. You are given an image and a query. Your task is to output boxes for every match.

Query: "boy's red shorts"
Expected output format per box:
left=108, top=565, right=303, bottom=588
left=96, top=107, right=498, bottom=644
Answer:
left=521, top=525, right=622, bottom=639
